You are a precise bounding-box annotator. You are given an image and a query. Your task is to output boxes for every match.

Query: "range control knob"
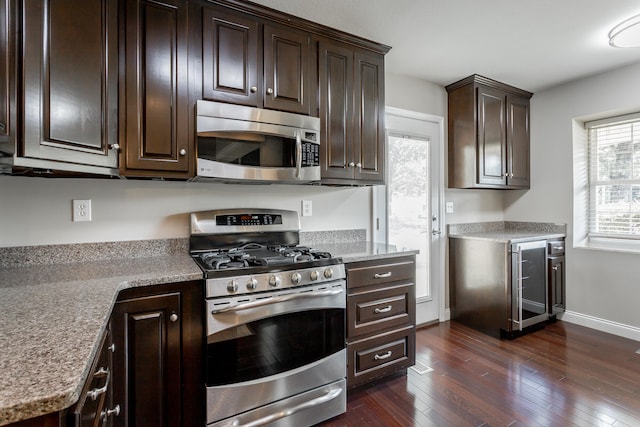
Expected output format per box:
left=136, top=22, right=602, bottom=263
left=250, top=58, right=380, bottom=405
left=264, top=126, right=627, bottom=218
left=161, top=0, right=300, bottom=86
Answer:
left=310, top=270, right=319, bottom=281
left=269, top=275, right=281, bottom=287
left=227, top=280, right=239, bottom=293
left=247, top=278, right=258, bottom=290
left=291, top=272, right=302, bottom=284
left=323, top=268, right=334, bottom=279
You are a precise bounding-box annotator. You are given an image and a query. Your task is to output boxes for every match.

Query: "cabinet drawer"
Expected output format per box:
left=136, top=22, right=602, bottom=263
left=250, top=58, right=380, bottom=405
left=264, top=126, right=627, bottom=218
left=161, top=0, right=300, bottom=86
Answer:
left=347, top=325, right=415, bottom=388
left=347, top=283, right=414, bottom=337
left=346, top=257, right=415, bottom=289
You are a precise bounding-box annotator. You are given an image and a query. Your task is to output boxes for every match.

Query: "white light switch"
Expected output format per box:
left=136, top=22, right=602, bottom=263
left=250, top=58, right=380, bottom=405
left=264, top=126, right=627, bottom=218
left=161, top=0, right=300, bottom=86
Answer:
left=302, top=200, right=312, bottom=217
left=446, top=202, right=454, bottom=214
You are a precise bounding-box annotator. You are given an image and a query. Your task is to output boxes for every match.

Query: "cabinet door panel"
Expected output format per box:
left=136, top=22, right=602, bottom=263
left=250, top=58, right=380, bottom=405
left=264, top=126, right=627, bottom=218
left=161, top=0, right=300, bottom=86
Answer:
left=318, top=40, right=352, bottom=180
left=122, top=0, right=191, bottom=175
left=202, top=7, right=259, bottom=106
left=263, top=24, right=310, bottom=114
left=0, top=0, right=11, bottom=138
left=507, top=94, right=530, bottom=188
left=112, top=293, right=181, bottom=427
left=548, top=255, right=565, bottom=314
left=22, top=0, right=117, bottom=167
left=353, top=50, right=385, bottom=183
left=477, top=86, right=506, bottom=186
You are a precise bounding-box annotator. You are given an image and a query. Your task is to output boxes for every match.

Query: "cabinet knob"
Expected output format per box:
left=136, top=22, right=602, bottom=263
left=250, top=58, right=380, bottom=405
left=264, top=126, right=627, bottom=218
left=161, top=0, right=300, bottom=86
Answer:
left=101, top=405, right=120, bottom=419
left=348, top=162, right=355, bottom=167
left=169, top=313, right=179, bottom=322
left=179, top=148, right=187, bottom=156
left=356, top=162, right=362, bottom=168
left=552, top=265, right=559, bottom=271
left=109, top=143, right=120, bottom=151
left=250, top=86, right=257, bottom=93
left=266, top=88, right=274, bottom=95
left=504, top=172, right=509, bottom=177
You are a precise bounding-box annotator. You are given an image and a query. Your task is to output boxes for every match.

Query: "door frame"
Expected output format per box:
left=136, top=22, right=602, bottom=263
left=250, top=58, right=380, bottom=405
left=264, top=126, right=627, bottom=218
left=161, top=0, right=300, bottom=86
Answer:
left=374, top=106, right=447, bottom=323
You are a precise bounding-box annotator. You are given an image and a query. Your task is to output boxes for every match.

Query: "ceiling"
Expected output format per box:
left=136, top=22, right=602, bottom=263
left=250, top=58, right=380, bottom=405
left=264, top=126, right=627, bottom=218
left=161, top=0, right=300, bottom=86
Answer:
left=249, top=0, right=640, bottom=93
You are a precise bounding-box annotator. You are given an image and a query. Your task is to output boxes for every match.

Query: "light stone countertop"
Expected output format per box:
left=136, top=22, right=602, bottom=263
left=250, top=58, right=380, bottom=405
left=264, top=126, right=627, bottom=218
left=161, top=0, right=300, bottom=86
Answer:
left=0, top=254, right=202, bottom=426
left=447, top=221, right=567, bottom=243
left=313, top=241, right=419, bottom=263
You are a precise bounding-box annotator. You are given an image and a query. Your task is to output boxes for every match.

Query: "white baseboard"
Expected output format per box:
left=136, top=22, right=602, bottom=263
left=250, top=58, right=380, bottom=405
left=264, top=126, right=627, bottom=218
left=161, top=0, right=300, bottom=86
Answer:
left=560, top=310, right=640, bottom=342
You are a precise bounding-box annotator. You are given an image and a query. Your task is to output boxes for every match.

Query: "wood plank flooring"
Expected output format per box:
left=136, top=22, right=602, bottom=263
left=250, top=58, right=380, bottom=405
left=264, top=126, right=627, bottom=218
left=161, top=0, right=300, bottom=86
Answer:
left=319, top=320, right=640, bottom=426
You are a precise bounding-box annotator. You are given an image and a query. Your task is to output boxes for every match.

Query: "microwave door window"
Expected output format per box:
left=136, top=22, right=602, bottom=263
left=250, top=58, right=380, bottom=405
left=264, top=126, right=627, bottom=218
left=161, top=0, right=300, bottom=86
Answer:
left=198, top=133, right=297, bottom=167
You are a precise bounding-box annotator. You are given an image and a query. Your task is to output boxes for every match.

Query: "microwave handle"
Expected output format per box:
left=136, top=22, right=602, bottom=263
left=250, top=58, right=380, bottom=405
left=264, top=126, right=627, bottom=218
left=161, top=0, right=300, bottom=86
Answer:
left=295, top=131, right=302, bottom=178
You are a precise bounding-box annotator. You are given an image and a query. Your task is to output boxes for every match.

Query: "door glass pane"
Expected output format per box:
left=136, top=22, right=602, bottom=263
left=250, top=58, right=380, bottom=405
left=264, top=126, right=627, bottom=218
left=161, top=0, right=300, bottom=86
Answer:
left=387, top=135, right=430, bottom=298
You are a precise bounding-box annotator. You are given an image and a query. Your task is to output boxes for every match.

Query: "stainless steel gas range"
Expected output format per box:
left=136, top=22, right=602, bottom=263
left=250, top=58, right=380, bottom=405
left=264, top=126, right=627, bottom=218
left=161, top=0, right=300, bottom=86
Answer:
left=190, top=209, right=347, bottom=427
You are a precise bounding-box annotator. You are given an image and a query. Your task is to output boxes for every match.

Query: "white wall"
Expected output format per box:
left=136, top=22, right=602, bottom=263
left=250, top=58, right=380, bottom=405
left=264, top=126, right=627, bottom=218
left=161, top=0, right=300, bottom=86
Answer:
left=0, top=176, right=373, bottom=247
left=504, top=61, right=640, bottom=334
left=386, top=72, right=505, bottom=225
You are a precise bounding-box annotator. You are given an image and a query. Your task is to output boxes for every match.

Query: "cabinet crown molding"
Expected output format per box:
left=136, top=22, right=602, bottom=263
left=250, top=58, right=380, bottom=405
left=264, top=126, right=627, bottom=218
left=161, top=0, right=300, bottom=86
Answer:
left=445, top=74, right=533, bottom=99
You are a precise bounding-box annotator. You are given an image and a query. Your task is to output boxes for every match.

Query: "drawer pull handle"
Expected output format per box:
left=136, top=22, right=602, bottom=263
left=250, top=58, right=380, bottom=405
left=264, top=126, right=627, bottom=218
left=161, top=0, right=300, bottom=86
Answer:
left=374, top=351, right=392, bottom=360
left=374, top=272, right=392, bottom=279
left=88, top=383, right=108, bottom=401
left=93, top=367, right=109, bottom=378
left=374, top=305, right=392, bottom=314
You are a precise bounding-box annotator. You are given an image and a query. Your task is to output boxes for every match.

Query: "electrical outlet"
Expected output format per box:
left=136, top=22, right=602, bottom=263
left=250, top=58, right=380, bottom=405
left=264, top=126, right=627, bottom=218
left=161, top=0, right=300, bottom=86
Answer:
left=72, top=199, right=92, bottom=222
left=302, top=200, right=312, bottom=217
left=446, top=202, right=454, bottom=214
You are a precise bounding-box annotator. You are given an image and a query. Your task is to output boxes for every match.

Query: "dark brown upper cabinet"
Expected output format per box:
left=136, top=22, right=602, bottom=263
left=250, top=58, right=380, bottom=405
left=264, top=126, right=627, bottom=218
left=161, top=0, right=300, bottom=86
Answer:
left=319, top=39, right=386, bottom=184
left=201, top=4, right=312, bottom=115
left=7, top=0, right=119, bottom=175
left=446, top=74, right=532, bottom=189
left=120, top=0, right=194, bottom=178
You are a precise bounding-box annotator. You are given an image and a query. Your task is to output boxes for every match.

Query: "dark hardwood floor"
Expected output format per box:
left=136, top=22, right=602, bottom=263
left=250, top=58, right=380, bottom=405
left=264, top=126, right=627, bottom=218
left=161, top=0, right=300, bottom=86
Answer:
left=319, top=320, right=640, bottom=426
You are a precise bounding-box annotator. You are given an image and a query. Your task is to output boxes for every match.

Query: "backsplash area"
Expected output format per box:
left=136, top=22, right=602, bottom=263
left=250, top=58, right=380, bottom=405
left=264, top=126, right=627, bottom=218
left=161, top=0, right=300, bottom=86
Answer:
left=0, top=230, right=367, bottom=268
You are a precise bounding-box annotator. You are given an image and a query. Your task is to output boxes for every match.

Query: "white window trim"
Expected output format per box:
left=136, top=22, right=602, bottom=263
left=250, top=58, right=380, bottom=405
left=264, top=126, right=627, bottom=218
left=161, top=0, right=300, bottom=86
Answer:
left=573, top=115, right=640, bottom=254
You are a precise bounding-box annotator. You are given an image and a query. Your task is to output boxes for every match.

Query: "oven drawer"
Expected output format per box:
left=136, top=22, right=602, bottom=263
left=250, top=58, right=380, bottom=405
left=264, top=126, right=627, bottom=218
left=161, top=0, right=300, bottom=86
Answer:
left=347, top=282, right=415, bottom=337
left=347, top=325, right=415, bottom=388
left=346, top=257, right=415, bottom=289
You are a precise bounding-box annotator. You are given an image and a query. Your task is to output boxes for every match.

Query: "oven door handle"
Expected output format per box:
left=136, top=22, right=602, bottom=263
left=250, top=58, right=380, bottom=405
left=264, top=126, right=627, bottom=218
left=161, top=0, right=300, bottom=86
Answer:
left=295, top=130, right=302, bottom=178
left=218, top=385, right=343, bottom=427
left=210, top=288, right=344, bottom=314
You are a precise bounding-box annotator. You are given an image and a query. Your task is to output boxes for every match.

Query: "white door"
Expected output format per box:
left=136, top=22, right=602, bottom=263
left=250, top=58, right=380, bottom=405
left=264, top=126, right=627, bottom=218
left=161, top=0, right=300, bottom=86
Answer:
left=375, top=108, right=445, bottom=324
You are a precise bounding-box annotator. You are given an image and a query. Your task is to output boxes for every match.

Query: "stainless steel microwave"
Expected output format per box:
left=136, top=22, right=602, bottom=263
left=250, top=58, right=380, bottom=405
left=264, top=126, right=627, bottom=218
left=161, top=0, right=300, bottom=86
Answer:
left=195, top=100, right=320, bottom=183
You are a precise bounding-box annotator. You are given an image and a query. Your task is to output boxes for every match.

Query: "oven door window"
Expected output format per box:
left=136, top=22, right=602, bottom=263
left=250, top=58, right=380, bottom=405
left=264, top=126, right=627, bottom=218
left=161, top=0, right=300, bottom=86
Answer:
left=206, top=308, right=344, bottom=386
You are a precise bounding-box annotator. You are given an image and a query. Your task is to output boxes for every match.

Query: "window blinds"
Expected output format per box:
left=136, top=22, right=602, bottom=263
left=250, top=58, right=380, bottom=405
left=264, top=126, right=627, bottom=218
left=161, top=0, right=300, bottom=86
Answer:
left=586, top=114, right=640, bottom=239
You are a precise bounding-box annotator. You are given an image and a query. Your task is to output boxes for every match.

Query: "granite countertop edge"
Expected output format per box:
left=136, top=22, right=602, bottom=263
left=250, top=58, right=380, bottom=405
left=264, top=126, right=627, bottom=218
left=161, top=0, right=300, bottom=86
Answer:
left=0, top=254, right=202, bottom=426
left=448, top=231, right=567, bottom=243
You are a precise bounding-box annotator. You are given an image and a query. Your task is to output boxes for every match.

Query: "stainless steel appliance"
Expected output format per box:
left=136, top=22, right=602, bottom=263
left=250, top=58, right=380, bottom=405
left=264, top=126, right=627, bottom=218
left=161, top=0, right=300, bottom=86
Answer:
left=190, top=209, right=346, bottom=427
left=195, top=101, right=321, bottom=183
left=449, top=237, right=550, bottom=338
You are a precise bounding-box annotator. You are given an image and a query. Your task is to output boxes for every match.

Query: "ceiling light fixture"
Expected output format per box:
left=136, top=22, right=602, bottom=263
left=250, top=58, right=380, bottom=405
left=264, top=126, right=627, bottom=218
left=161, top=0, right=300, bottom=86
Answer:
left=609, top=13, right=640, bottom=48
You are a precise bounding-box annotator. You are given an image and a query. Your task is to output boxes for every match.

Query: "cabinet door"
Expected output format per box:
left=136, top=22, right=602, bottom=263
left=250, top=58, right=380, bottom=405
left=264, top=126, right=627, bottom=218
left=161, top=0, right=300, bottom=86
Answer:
left=21, top=0, right=118, bottom=168
left=202, top=6, right=260, bottom=106
left=353, top=49, right=385, bottom=183
left=548, top=255, right=566, bottom=314
left=112, top=293, right=181, bottom=427
left=318, top=40, right=353, bottom=180
left=507, top=94, right=530, bottom=188
left=121, top=0, right=192, bottom=177
left=476, top=85, right=507, bottom=186
left=263, top=23, right=311, bottom=114
left=0, top=0, right=13, bottom=141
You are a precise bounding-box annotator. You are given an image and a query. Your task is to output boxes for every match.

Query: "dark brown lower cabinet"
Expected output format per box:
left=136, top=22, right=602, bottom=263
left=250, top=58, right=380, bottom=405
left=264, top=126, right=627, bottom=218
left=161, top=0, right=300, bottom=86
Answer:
left=111, top=281, right=203, bottom=427
left=68, top=326, right=117, bottom=427
left=345, top=256, right=416, bottom=388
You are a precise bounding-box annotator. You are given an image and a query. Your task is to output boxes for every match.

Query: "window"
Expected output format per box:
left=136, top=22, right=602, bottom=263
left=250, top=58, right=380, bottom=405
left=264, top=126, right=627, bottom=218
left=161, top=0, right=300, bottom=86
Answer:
left=586, top=113, right=640, bottom=239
